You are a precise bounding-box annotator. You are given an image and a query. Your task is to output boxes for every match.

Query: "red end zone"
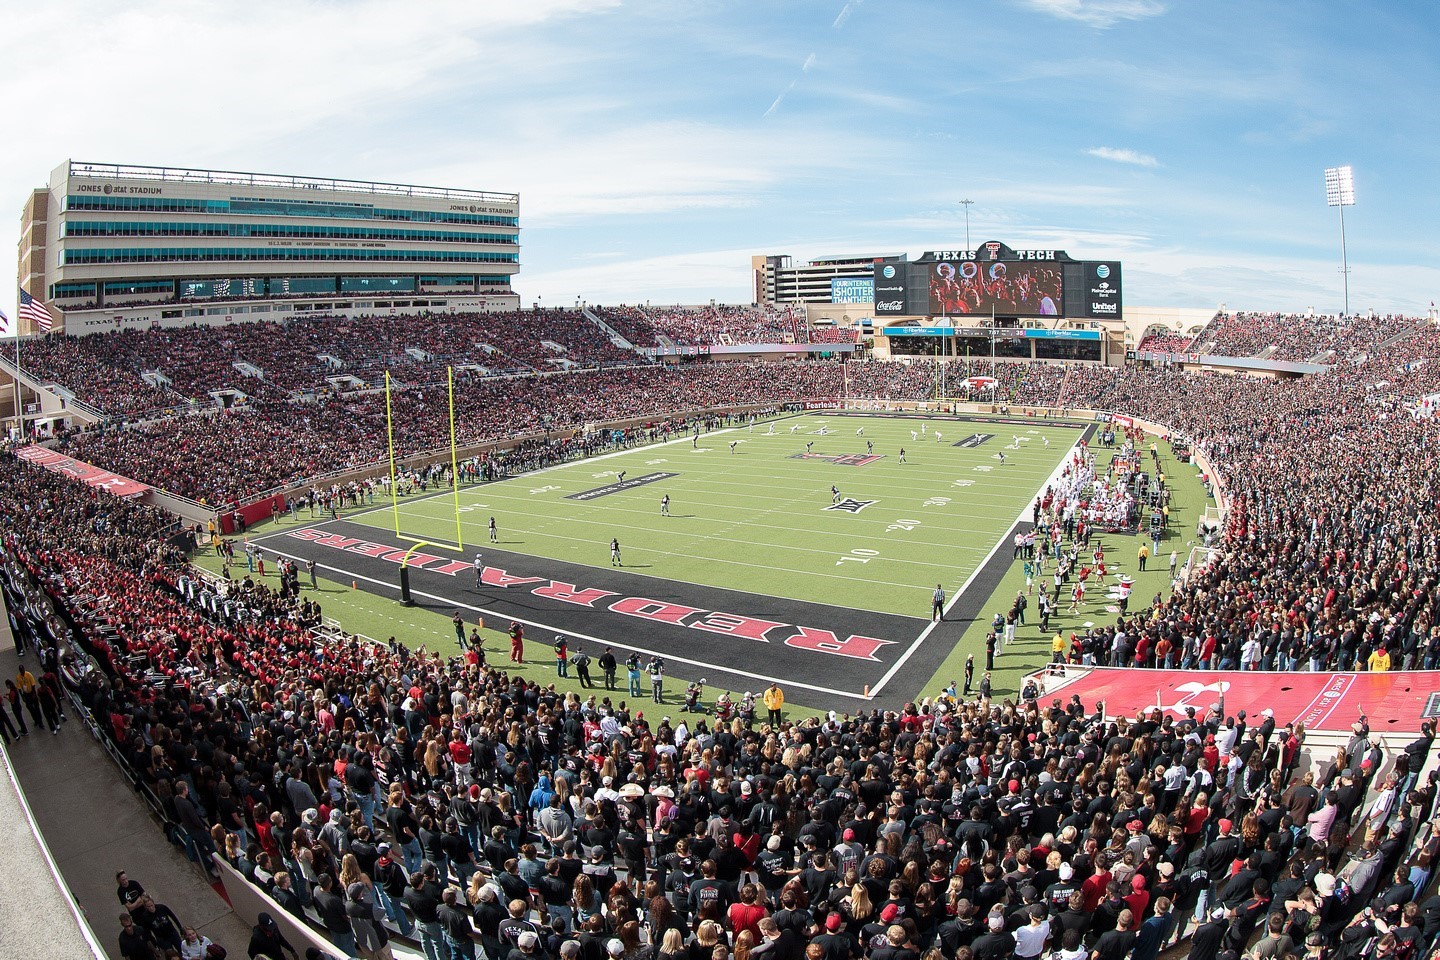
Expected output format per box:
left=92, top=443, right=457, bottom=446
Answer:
left=1036, top=667, right=1440, bottom=734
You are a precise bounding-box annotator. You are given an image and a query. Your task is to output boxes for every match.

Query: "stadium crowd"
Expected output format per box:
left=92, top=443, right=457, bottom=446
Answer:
left=17, top=311, right=646, bottom=417
left=7, top=307, right=1440, bottom=960
left=1188, top=313, right=1426, bottom=363
left=595, top=306, right=824, bottom=347
left=5, top=436, right=1440, bottom=960
left=51, top=362, right=932, bottom=503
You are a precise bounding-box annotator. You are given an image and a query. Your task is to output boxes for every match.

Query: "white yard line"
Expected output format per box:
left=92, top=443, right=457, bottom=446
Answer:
left=864, top=427, right=1089, bottom=699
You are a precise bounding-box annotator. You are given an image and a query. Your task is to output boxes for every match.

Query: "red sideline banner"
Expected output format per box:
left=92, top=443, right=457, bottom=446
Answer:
left=219, top=494, right=286, bottom=535
left=1043, top=666, right=1437, bottom=734
left=14, top=445, right=150, bottom=498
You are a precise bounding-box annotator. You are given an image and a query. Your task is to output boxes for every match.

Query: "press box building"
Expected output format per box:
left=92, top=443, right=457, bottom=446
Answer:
left=17, top=161, right=520, bottom=334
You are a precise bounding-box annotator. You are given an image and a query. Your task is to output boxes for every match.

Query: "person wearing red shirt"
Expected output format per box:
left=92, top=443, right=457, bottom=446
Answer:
left=509, top=622, right=524, bottom=664
left=1081, top=853, right=1113, bottom=912
left=727, top=884, right=769, bottom=940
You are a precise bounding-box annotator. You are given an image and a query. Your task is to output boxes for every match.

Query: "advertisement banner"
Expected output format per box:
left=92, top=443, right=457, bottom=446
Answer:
left=831, top=277, right=874, bottom=304
left=14, top=445, right=151, bottom=497
left=871, top=262, right=909, bottom=315
left=1083, top=261, right=1123, bottom=319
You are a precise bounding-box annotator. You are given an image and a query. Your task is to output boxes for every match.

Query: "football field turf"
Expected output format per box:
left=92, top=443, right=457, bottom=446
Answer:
left=350, top=412, right=1087, bottom=620
left=250, top=412, right=1091, bottom=707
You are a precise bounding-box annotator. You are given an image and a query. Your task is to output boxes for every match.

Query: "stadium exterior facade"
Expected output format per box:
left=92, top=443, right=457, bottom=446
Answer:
left=18, top=161, right=520, bottom=335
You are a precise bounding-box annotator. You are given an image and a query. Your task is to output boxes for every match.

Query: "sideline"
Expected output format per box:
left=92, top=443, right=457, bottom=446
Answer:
left=864, top=425, right=1090, bottom=699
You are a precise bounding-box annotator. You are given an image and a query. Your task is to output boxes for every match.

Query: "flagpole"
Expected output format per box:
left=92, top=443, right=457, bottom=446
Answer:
left=11, top=307, right=21, bottom=442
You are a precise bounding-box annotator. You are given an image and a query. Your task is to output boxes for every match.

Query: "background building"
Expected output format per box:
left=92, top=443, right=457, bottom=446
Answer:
left=751, top=253, right=898, bottom=306
left=19, top=161, right=521, bottom=334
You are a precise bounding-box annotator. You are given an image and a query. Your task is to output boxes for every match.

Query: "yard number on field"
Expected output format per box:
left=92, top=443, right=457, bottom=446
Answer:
left=529, top=484, right=561, bottom=495
left=923, top=497, right=951, bottom=507
left=886, top=519, right=922, bottom=533
left=836, top=548, right=880, bottom=566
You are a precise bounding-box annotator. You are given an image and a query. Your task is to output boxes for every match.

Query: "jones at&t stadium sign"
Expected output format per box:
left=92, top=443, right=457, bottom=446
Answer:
left=285, top=527, right=895, bottom=661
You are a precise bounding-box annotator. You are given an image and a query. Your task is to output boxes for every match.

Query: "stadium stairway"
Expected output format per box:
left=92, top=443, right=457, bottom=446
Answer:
left=582, top=307, right=640, bottom=353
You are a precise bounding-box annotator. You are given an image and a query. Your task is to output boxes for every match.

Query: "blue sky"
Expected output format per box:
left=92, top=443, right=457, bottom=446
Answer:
left=3, top=0, right=1438, bottom=319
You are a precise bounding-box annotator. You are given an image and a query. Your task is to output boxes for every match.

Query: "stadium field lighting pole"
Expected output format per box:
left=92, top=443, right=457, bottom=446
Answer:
left=959, top=199, right=974, bottom=253
left=1324, top=166, right=1355, bottom=316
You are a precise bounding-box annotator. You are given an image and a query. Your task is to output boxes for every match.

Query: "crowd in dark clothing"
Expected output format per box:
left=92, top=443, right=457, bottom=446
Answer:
left=6, top=308, right=1440, bottom=960
left=4, top=439, right=1440, bottom=960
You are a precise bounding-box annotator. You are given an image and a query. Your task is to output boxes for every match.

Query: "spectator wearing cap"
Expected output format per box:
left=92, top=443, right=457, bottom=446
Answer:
left=809, top=913, right=850, bottom=960
left=247, top=912, right=299, bottom=960
left=509, top=930, right=544, bottom=960
left=1193, top=818, right=1239, bottom=925
left=471, top=884, right=506, bottom=960
left=1013, top=904, right=1051, bottom=959
left=969, top=908, right=1013, bottom=960
left=371, top=844, right=413, bottom=937
left=345, top=881, right=390, bottom=960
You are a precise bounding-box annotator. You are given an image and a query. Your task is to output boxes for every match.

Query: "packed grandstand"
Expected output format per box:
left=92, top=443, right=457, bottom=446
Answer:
left=5, top=304, right=1440, bottom=960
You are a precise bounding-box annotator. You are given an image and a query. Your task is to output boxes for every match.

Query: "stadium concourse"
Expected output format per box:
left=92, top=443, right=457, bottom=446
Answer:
left=4, top=306, right=1440, bottom=960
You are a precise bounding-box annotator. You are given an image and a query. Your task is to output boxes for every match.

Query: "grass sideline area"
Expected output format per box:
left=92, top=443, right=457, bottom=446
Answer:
left=915, top=436, right=1213, bottom=701
left=193, top=414, right=1211, bottom=713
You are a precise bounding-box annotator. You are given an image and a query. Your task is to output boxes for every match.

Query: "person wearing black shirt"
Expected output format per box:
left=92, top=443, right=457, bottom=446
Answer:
left=473, top=885, right=507, bottom=960
left=751, top=917, right=801, bottom=960
left=247, top=912, right=299, bottom=960
left=405, top=873, right=445, bottom=960
left=439, top=887, right=478, bottom=960
left=811, top=913, right=853, bottom=960
left=969, top=913, right=1014, bottom=960
left=117, top=913, right=159, bottom=960
left=1090, top=908, right=1137, bottom=960
left=116, top=872, right=146, bottom=915
left=313, top=874, right=358, bottom=958
left=1188, top=909, right=1228, bottom=960
left=689, top=860, right=735, bottom=917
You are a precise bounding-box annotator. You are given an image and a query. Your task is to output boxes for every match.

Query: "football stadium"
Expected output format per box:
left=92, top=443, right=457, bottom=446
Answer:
left=2, top=7, right=1439, bottom=960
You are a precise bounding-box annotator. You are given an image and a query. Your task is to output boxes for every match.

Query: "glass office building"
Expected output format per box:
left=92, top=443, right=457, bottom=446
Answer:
left=20, top=161, right=520, bottom=333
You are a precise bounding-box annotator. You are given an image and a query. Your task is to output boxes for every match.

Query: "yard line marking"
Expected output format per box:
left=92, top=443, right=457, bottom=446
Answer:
left=864, top=427, right=1088, bottom=699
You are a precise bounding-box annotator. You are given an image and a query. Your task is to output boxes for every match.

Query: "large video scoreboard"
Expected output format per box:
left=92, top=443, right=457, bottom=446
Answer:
left=872, top=240, right=1121, bottom=320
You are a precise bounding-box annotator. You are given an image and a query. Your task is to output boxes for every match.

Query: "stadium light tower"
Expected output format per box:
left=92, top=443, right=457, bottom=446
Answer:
left=958, top=199, right=975, bottom=253
left=1324, top=165, right=1355, bottom=316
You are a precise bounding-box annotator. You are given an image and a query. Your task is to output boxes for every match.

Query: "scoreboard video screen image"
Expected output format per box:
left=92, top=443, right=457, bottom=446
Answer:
left=873, top=241, right=1121, bottom=320
left=928, top=260, right=1063, bottom=317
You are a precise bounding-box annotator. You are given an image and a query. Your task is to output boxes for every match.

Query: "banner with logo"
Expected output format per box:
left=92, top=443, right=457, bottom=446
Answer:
left=14, top=445, right=151, bottom=497
left=1083, top=261, right=1123, bottom=319
left=871, top=261, right=910, bottom=315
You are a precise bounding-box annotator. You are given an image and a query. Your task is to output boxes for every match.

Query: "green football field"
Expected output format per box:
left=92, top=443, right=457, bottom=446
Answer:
left=348, top=413, right=1087, bottom=618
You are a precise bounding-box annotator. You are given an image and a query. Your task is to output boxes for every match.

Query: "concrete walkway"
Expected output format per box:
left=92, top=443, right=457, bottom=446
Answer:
left=1, top=624, right=251, bottom=959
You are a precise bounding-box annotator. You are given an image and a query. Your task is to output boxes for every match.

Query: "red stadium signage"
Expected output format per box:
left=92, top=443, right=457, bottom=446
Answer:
left=14, top=445, right=150, bottom=498
left=285, top=527, right=895, bottom=661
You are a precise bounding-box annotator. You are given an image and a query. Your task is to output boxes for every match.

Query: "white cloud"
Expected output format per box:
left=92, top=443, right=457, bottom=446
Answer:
left=1020, top=0, right=1166, bottom=27
left=523, top=247, right=758, bottom=304
left=1087, top=147, right=1161, bottom=167
left=410, top=118, right=885, bottom=227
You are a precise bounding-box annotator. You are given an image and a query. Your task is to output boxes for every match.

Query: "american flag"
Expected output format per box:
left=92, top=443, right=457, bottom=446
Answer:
left=19, top=288, right=53, bottom=333
left=0, top=306, right=11, bottom=338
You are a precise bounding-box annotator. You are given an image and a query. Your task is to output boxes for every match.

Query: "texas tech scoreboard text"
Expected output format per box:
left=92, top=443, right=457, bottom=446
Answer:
left=872, top=240, right=1121, bottom=320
